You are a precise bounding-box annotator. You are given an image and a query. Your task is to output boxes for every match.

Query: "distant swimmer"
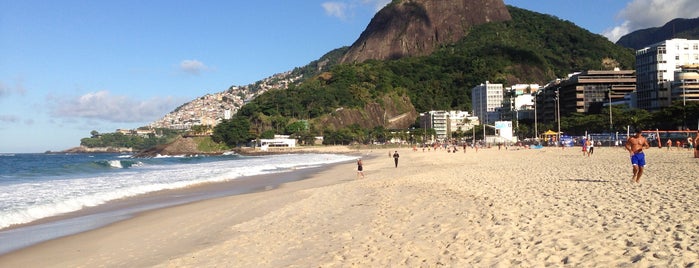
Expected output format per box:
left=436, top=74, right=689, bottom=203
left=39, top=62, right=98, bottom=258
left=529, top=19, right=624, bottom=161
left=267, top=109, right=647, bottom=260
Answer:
left=625, top=129, right=650, bottom=183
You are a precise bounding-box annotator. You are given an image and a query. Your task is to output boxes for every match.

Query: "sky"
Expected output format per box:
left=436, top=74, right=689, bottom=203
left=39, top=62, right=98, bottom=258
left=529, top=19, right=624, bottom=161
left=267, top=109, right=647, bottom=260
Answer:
left=1, top=0, right=698, bottom=153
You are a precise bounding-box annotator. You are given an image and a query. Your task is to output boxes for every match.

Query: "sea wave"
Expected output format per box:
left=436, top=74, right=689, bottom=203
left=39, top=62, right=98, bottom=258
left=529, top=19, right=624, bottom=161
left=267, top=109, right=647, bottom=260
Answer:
left=0, top=153, right=355, bottom=230
left=94, top=160, right=143, bottom=169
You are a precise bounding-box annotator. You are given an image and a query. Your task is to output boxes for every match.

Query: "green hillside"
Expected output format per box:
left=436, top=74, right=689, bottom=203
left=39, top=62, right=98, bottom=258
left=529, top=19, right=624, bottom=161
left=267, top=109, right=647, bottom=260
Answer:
left=213, top=6, right=638, bottom=146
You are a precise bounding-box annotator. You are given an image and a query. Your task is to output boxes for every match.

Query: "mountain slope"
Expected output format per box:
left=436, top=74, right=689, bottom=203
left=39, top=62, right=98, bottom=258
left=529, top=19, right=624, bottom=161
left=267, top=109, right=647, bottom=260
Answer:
left=234, top=5, right=635, bottom=135
left=616, top=17, right=699, bottom=50
left=340, top=0, right=511, bottom=63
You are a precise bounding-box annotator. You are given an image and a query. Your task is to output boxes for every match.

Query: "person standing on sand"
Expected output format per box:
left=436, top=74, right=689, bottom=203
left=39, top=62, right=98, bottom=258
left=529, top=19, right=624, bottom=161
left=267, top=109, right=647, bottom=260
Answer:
left=666, top=139, right=672, bottom=150
left=392, top=150, right=399, bottom=168
left=625, top=129, right=650, bottom=183
left=587, top=138, right=594, bottom=156
left=694, top=131, right=699, bottom=158
left=357, top=159, right=364, bottom=179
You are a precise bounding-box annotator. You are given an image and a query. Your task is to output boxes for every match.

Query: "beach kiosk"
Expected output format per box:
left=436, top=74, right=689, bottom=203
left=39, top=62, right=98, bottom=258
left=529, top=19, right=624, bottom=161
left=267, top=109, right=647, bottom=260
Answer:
left=542, top=130, right=559, bottom=145
left=260, top=138, right=296, bottom=151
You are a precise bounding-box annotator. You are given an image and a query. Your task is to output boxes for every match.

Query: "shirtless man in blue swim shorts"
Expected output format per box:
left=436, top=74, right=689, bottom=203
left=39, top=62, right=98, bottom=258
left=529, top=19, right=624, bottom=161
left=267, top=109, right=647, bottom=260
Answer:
left=625, top=129, right=650, bottom=183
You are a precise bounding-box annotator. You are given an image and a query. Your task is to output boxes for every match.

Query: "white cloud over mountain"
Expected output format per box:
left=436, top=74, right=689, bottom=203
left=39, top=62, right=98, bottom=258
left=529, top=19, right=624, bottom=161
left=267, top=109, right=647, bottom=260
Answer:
left=322, top=0, right=391, bottom=19
left=604, top=0, right=699, bottom=42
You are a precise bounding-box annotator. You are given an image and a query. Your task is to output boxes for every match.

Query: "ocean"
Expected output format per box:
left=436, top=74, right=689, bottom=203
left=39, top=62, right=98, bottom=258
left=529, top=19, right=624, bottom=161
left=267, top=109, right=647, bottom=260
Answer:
left=0, top=152, right=356, bottom=254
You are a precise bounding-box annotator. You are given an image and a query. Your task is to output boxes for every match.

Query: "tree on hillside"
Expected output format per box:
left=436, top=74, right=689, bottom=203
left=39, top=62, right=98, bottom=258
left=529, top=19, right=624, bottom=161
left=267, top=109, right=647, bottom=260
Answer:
left=212, top=117, right=253, bottom=147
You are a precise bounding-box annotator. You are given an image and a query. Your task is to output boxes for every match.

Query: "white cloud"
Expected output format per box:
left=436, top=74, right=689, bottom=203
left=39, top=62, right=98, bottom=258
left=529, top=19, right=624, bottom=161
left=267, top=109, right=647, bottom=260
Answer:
left=49, top=90, right=180, bottom=123
left=322, top=0, right=391, bottom=19
left=362, top=0, right=391, bottom=12
left=604, top=0, right=699, bottom=42
left=323, top=2, right=349, bottom=19
left=179, top=59, right=210, bottom=75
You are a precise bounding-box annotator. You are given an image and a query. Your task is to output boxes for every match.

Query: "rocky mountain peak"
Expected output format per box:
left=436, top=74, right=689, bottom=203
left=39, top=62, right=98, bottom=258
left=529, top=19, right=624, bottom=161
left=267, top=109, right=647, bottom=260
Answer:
left=340, top=0, right=512, bottom=63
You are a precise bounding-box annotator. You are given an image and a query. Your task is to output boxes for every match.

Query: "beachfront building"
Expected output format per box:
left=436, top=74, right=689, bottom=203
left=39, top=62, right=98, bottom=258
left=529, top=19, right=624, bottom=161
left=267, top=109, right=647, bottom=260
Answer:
left=260, top=135, right=297, bottom=151
left=671, top=64, right=699, bottom=105
left=535, top=69, right=636, bottom=123
left=419, top=110, right=476, bottom=141
left=501, top=84, right=539, bottom=122
left=420, top=111, right=448, bottom=140
left=636, top=38, right=699, bottom=110
left=471, top=81, right=504, bottom=125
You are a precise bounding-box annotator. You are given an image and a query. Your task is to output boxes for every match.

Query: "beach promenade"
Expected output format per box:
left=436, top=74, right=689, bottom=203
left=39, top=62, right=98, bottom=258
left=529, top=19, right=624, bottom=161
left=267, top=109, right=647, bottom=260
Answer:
left=1, top=146, right=698, bottom=267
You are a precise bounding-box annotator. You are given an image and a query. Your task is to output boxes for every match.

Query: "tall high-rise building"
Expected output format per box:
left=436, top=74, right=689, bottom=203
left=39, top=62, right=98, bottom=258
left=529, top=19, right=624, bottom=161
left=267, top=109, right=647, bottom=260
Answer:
left=635, top=38, right=699, bottom=110
left=471, top=81, right=503, bottom=125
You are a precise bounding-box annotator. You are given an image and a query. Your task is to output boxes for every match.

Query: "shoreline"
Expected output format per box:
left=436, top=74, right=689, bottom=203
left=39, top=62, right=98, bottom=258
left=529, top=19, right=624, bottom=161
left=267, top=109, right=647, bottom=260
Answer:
left=0, top=149, right=370, bottom=256
left=1, top=147, right=697, bottom=267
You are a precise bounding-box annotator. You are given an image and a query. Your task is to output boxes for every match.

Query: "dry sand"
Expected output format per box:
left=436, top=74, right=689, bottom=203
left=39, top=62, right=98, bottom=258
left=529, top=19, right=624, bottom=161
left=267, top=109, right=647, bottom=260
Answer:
left=1, top=146, right=698, bottom=267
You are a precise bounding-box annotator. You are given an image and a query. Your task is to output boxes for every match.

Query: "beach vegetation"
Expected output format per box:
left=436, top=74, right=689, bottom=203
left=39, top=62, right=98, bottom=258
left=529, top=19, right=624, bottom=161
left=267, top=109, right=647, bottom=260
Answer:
left=79, top=129, right=180, bottom=150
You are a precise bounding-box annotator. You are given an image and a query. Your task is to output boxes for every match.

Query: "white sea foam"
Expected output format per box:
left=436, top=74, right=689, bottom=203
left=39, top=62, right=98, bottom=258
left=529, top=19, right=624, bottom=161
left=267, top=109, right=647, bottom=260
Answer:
left=107, top=160, right=123, bottom=168
left=0, top=153, right=354, bottom=230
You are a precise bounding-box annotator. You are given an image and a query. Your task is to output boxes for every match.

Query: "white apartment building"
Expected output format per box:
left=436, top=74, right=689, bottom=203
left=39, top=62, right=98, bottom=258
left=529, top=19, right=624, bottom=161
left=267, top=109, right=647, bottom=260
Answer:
left=501, top=84, right=539, bottom=121
left=635, top=38, right=699, bottom=110
left=419, top=110, right=476, bottom=141
left=471, top=81, right=504, bottom=125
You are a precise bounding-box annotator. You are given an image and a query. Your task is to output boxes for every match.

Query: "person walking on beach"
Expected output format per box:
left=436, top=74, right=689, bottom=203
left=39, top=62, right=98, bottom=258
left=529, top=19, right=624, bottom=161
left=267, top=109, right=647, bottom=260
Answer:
left=587, top=138, right=594, bottom=156
left=357, top=159, right=364, bottom=179
left=625, top=129, right=650, bottom=183
left=392, top=150, right=400, bottom=168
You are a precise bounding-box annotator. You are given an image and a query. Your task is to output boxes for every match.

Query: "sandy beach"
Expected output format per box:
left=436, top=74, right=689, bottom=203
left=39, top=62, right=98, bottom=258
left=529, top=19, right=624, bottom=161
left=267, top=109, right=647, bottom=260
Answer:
left=1, top=145, right=698, bottom=267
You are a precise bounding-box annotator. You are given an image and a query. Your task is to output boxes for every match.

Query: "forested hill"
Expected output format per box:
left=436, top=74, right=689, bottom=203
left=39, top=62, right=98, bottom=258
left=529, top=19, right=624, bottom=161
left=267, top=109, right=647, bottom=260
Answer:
left=221, top=5, right=635, bottom=144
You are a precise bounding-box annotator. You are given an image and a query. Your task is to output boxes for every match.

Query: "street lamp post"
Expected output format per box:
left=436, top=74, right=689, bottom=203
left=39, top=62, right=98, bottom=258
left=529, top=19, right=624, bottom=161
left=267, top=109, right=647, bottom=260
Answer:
left=555, top=89, right=561, bottom=147
left=683, top=79, right=687, bottom=130
left=534, top=93, right=538, bottom=140
left=481, top=88, right=486, bottom=146
left=608, top=87, right=613, bottom=133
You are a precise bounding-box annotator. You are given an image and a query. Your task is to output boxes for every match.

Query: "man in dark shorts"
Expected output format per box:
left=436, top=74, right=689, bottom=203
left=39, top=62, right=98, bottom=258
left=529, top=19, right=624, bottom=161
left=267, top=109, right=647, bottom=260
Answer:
left=625, top=129, right=650, bottom=183
left=392, top=151, right=399, bottom=168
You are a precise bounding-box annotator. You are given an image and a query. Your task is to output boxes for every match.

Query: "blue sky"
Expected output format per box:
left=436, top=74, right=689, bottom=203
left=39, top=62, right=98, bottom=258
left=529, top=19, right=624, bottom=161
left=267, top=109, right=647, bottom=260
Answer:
left=1, top=0, right=698, bottom=153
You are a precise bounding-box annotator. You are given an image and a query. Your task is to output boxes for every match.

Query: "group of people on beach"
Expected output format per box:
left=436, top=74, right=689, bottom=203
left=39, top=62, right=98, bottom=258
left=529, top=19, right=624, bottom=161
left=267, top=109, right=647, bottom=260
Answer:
left=356, top=150, right=399, bottom=179
left=665, top=137, right=696, bottom=150
left=355, top=129, right=698, bottom=183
